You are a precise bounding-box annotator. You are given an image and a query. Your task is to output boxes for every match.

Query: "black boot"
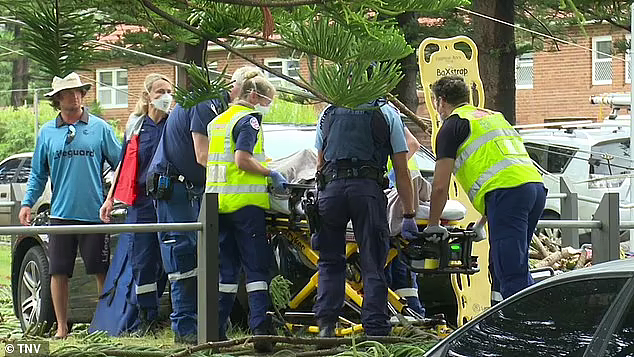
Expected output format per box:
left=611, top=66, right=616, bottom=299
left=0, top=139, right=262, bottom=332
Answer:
left=318, top=323, right=336, bottom=338
left=252, top=321, right=276, bottom=353
left=133, top=309, right=159, bottom=337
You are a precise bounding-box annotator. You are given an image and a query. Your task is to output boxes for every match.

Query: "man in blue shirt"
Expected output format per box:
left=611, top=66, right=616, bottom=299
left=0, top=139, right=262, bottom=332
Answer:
left=19, top=72, right=121, bottom=339
left=313, top=98, right=419, bottom=337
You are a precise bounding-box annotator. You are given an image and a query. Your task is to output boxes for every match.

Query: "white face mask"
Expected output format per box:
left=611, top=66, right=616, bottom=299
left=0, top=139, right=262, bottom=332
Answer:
left=151, top=93, right=173, bottom=113
left=254, top=102, right=273, bottom=115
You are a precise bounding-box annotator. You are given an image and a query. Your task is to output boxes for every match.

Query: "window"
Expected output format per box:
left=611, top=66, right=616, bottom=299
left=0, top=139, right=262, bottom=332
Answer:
left=264, top=58, right=301, bottom=88
left=96, top=69, right=128, bottom=108
left=605, top=294, right=634, bottom=356
left=515, top=53, right=534, bottom=89
left=16, top=158, right=31, bottom=184
left=446, top=278, right=627, bottom=356
left=593, top=36, right=612, bottom=85
left=0, top=158, right=22, bottom=184
left=626, top=35, right=631, bottom=84
left=589, top=139, right=630, bottom=188
left=525, top=143, right=576, bottom=174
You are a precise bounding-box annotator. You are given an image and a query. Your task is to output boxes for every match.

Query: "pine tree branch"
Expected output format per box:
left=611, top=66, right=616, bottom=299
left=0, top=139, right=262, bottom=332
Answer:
left=387, top=93, right=430, bottom=131
left=193, top=0, right=328, bottom=7
left=139, top=0, right=329, bottom=102
left=519, top=6, right=559, bottom=51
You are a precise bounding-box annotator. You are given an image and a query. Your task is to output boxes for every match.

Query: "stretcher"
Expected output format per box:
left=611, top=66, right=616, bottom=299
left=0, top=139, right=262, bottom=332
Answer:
left=265, top=182, right=480, bottom=336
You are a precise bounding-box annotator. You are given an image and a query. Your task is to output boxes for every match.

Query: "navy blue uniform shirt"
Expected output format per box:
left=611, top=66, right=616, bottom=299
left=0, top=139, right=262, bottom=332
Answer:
left=148, top=93, right=229, bottom=188
left=232, top=113, right=262, bottom=154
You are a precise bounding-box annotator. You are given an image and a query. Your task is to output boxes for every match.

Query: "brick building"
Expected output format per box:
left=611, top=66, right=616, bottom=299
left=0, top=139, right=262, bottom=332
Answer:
left=83, top=22, right=632, bottom=133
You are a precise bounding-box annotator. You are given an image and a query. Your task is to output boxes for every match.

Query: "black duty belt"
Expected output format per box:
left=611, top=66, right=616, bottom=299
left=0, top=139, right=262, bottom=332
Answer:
left=322, top=166, right=384, bottom=184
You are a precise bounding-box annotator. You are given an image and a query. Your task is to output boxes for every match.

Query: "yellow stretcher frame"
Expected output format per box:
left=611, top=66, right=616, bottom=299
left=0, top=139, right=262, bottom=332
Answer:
left=266, top=214, right=458, bottom=337
left=418, top=35, right=492, bottom=326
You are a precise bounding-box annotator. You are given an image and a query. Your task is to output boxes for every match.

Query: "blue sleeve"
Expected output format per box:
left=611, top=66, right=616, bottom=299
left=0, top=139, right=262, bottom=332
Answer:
left=102, top=124, right=122, bottom=167
left=232, top=116, right=259, bottom=154
left=381, top=104, right=408, bottom=154
left=23, top=131, right=49, bottom=207
left=191, top=100, right=221, bottom=135
left=315, top=107, right=328, bottom=150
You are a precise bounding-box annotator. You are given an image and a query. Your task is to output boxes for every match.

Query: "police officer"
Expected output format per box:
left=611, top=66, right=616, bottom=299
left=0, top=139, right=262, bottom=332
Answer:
left=424, top=75, right=546, bottom=302
left=100, top=73, right=173, bottom=335
left=206, top=72, right=286, bottom=352
left=313, top=97, right=419, bottom=337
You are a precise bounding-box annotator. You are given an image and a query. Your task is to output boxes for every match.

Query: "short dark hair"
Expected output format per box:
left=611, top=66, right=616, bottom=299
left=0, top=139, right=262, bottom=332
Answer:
left=431, top=76, right=469, bottom=106
left=49, top=88, right=88, bottom=111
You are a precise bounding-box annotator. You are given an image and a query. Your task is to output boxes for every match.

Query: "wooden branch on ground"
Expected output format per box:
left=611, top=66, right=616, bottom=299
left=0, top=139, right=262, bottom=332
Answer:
left=531, top=234, right=549, bottom=259
left=168, top=335, right=426, bottom=357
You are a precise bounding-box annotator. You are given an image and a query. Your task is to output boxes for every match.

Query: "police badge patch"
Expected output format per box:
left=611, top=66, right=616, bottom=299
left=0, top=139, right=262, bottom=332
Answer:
left=250, top=117, right=260, bottom=130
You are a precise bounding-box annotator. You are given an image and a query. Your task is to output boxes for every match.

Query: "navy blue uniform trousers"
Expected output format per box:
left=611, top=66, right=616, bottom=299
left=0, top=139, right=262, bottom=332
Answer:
left=486, top=182, right=547, bottom=299
left=156, top=182, right=201, bottom=338
left=217, top=205, right=273, bottom=337
left=126, top=197, right=164, bottom=319
left=313, top=178, right=391, bottom=336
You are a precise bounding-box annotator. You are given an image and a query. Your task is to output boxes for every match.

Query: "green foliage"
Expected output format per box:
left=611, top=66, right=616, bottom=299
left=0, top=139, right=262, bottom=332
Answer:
left=0, top=104, right=55, bottom=160
left=8, top=0, right=100, bottom=77
left=189, top=2, right=263, bottom=38
left=173, top=63, right=232, bottom=109
left=263, top=98, right=317, bottom=124
left=310, top=60, right=403, bottom=108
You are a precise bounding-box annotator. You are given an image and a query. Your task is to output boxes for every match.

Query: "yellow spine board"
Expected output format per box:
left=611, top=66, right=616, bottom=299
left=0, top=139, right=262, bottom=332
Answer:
left=418, top=35, right=491, bottom=326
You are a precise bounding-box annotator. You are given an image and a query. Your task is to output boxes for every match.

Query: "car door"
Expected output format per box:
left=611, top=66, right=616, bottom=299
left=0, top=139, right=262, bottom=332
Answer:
left=0, top=157, right=23, bottom=226
left=428, top=276, right=629, bottom=357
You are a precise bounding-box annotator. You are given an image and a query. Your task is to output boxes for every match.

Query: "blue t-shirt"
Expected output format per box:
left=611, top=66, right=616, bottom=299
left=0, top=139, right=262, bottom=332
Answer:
left=119, top=115, right=166, bottom=202
left=148, top=94, right=228, bottom=188
left=23, top=111, right=121, bottom=222
left=315, top=102, right=408, bottom=154
left=232, top=114, right=262, bottom=154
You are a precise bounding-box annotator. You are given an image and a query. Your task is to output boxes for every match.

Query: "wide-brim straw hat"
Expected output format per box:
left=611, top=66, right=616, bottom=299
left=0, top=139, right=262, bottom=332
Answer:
left=44, top=72, right=92, bottom=97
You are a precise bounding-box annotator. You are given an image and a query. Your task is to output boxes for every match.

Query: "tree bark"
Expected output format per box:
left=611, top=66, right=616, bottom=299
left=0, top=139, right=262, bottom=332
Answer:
left=472, top=0, right=516, bottom=124
left=175, top=39, right=207, bottom=90
left=10, top=26, right=29, bottom=107
left=392, top=12, right=419, bottom=113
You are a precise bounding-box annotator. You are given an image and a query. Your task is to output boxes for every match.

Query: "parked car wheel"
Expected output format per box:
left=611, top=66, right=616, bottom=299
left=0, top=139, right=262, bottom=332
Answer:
left=17, top=245, right=54, bottom=331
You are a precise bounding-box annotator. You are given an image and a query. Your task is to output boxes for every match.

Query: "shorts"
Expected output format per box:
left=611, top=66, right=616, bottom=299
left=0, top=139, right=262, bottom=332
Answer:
left=48, top=218, right=110, bottom=277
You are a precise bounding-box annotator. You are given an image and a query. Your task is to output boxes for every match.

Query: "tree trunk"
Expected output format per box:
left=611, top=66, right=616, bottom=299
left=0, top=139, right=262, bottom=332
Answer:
left=10, top=26, right=29, bottom=107
left=472, top=0, right=516, bottom=124
left=391, top=12, right=419, bottom=113
left=175, top=39, right=207, bottom=90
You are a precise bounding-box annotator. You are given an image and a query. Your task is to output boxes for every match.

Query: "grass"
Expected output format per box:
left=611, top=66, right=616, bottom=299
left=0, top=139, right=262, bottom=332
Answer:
left=264, top=99, right=318, bottom=125
left=0, top=244, right=10, bottom=287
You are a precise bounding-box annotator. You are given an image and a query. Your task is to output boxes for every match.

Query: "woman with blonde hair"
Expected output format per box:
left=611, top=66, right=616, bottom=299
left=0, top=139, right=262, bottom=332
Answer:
left=206, top=70, right=286, bottom=352
left=97, top=73, right=172, bottom=336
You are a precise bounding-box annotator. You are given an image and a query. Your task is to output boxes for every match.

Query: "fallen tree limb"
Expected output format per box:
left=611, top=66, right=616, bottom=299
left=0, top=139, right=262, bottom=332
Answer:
left=168, top=335, right=428, bottom=357
left=531, top=234, right=549, bottom=259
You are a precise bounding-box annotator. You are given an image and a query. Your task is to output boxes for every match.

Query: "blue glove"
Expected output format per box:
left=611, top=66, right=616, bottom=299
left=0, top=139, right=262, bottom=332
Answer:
left=269, top=170, right=288, bottom=191
left=422, top=224, right=449, bottom=243
left=401, top=217, right=419, bottom=240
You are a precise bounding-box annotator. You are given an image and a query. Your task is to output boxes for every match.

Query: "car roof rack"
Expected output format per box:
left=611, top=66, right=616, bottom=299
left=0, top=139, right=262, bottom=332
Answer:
left=514, top=120, right=594, bottom=130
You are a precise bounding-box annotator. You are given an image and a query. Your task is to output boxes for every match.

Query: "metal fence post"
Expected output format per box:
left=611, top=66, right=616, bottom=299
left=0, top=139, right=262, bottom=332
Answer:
left=197, top=192, right=219, bottom=343
left=560, top=177, right=579, bottom=248
left=591, top=192, right=620, bottom=264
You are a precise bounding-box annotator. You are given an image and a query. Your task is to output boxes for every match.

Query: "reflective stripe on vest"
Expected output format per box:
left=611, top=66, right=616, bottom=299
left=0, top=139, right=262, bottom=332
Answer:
left=452, top=105, right=542, bottom=214
left=386, top=156, right=420, bottom=177
left=206, top=105, right=270, bottom=213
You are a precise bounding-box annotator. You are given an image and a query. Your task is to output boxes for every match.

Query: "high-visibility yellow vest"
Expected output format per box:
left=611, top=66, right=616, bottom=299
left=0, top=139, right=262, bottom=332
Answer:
left=387, top=155, right=420, bottom=177
left=452, top=105, right=542, bottom=214
left=206, top=104, right=270, bottom=213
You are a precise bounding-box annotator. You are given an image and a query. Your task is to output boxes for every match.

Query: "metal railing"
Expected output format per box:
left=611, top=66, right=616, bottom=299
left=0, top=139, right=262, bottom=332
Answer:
left=2, top=183, right=219, bottom=344
left=539, top=176, right=629, bottom=264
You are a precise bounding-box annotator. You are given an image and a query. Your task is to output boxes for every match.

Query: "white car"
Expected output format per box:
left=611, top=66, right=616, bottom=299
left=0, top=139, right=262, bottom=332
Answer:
left=520, top=124, right=632, bottom=238
left=0, top=153, right=51, bottom=226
